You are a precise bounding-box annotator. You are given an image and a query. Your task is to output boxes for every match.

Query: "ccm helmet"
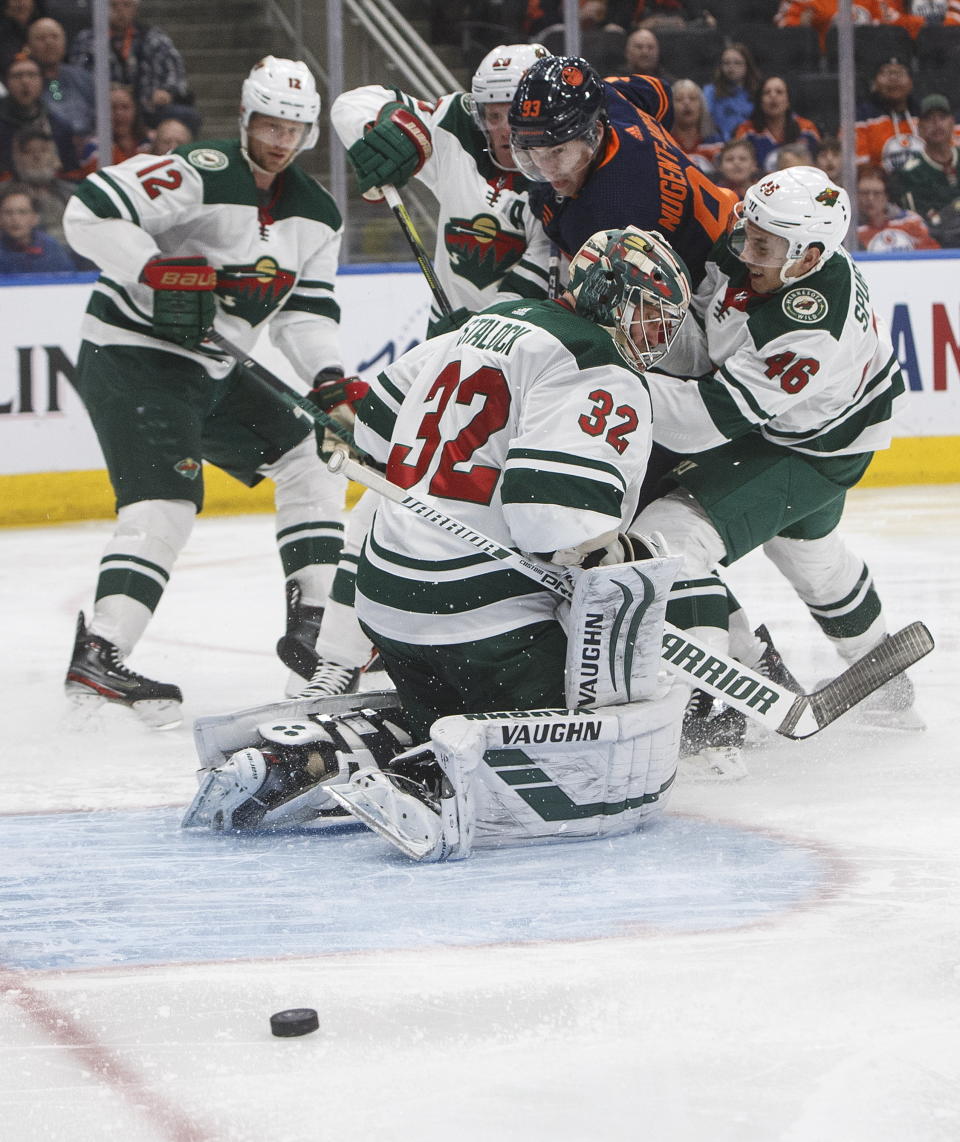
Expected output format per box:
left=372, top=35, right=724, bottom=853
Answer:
left=240, top=56, right=320, bottom=161
left=508, top=55, right=606, bottom=148
left=739, top=167, right=850, bottom=280
left=568, top=226, right=692, bottom=370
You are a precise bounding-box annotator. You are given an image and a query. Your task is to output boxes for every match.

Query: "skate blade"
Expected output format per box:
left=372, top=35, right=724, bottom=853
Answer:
left=131, top=698, right=183, bottom=730
left=844, top=704, right=926, bottom=732
left=62, top=688, right=107, bottom=731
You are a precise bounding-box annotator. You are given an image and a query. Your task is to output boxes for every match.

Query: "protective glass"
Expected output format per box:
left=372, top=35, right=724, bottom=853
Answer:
left=728, top=219, right=791, bottom=269
left=509, top=124, right=602, bottom=185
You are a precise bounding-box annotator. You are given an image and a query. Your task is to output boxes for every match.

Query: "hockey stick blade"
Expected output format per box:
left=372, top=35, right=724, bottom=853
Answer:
left=778, top=621, right=934, bottom=739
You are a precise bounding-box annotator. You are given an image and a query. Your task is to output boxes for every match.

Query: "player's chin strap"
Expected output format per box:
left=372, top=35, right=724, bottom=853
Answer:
left=328, top=449, right=934, bottom=741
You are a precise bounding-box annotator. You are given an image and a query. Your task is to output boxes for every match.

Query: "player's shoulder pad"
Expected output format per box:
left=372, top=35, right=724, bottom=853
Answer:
left=482, top=298, right=631, bottom=374
left=749, top=253, right=852, bottom=346
left=282, top=165, right=343, bottom=230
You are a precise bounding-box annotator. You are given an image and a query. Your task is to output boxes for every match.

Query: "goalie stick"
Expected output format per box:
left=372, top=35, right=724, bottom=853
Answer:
left=328, top=449, right=934, bottom=741
left=202, top=329, right=357, bottom=449
left=382, top=184, right=455, bottom=318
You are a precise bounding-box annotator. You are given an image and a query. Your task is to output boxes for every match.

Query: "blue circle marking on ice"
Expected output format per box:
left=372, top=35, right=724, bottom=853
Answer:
left=2, top=808, right=834, bottom=971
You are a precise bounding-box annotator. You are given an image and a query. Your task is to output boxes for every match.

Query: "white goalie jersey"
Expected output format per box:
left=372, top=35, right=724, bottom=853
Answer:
left=331, top=86, right=552, bottom=324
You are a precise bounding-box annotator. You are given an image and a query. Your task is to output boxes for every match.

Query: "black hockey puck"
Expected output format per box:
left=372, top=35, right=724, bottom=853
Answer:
left=270, top=1008, right=319, bottom=1037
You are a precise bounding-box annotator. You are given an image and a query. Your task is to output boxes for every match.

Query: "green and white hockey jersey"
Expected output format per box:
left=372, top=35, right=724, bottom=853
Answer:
left=648, top=236, right=906, bottom=457
left=353, top=299, right=652, bottom=646
left=63, top=140, right=343, bottom=380
left=331, top=87, right=552, bottom=326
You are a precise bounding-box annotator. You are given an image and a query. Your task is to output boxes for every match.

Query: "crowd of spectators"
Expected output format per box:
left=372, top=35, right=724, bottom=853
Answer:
left=451, top=0, right=960, bottom=248
left=0, top=0, right=198, bottom=273
left=4, top=0, right=960, bottom=272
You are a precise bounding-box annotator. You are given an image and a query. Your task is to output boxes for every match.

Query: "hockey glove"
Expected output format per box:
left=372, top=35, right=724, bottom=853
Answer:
left=427, top=306, right=472, bottom=339
left=542, top=531, right=664, bottom=569
left=346, top=102, right=432, bottom=197
left=141, top=256, right=217, bottom=350
left=308, top=367, right=369, bottom=461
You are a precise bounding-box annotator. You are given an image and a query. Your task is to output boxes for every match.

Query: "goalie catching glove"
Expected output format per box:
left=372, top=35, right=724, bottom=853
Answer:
left=309, top=367, right=369, bottom=460
left=347, top=102, right=432, bottom=198
left=141, top=255, right=217, bottom=349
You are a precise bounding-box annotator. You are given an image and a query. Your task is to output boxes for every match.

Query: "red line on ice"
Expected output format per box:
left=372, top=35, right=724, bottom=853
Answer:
left=0, top=968, right=219, bottom=1142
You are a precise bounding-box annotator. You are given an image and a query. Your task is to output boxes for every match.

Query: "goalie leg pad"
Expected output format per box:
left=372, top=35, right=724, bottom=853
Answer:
left=563, top=555, right=681, bottom=708
left=429, top=688, right=687, bottom=851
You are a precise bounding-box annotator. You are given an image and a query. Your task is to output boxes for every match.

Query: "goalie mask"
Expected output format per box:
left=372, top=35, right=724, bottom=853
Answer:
left=568, top=226, right=692, bottom=370
left=240, top=56, right=320, bottom=172
left=732, top=166, right=850, bottom=284
left=467, top=43, right=553, bottom=170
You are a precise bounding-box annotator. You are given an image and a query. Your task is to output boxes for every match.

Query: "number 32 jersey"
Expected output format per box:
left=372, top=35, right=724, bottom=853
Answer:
left=354, top=299, right=652, bottom=646
left=63, top=139, right=343, bottom=381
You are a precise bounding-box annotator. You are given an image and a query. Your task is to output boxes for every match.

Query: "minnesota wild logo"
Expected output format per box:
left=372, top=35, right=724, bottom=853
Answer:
left=444, top=214, right=526, bottom=290
left=815, top=187, right=840, bottom=206
left=216, top=257, right=296, bottom=325
left=174, top=457, right=201, bottom=479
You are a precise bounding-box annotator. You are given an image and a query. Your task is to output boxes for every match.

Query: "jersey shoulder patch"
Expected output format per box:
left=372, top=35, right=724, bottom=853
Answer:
left=748, top=254, right=851, bottom=346
left=185, top=146, right=230, bottom=172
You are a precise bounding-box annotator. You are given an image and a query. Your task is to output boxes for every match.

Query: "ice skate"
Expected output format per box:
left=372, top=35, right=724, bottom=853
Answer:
left=295, top=657, right=360, bottom=700
left=829, top=667, right=924, bottom=731
left=276, top=580, right=325, bottom=680
left=678, top=689, right=749, bottom=781
left=64, top=613, right=182, bottom=729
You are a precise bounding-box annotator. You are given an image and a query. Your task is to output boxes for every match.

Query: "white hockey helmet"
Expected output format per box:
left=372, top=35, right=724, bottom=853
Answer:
left=240, top=56, right=320, bottom=157
left=739, top=166, right=850, bottom=279
left=467, top=43, right=553, bottom=166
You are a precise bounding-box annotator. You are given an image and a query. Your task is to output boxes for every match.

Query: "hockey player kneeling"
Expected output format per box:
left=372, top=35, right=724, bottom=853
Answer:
left=184, top=227, right=695, bottom=859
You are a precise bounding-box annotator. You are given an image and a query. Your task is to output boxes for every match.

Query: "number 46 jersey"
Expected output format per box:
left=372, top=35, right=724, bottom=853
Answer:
left=353, top=299, right=653, bottom=647
left=649, top=236, right=907, bottom=458
left=63, top=139, right=343, bottom=381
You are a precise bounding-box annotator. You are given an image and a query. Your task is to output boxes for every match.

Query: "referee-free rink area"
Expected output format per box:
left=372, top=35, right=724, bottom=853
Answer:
left=1, top=484, right=958, bottom=1142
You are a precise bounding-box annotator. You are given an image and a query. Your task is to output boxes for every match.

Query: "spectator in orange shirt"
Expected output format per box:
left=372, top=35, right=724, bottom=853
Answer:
left=733, top=75, right=820, bottom=172
left=855, top=57, right=922, bottom=173
left=775, top=0, right=882, bottom=52
left=857, top=162, right=940, bottom=249
left=873, top=0, right=960, bottom=38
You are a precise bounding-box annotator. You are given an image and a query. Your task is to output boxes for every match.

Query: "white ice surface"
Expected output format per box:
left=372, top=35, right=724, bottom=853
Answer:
left=1, top=486, right=959, bottom=1141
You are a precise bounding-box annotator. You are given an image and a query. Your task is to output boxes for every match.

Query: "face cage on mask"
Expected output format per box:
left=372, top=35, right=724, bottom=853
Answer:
left=613, top=292, right=685, bottom=371
left=509, top=120, right=604, bottom=184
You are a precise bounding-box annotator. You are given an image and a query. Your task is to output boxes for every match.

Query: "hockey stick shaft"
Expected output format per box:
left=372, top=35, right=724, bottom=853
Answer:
left=381, top=184, right=455, bottom=318
left=547, top=243, right=561, bottom=300
left=329, top=451, right=930, bottom=739
left=203, top=329, right=357, bottom=449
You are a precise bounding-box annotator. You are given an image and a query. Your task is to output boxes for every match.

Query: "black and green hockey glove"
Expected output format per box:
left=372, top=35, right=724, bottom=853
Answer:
left=141, top=255, right=217, bottom=349
left=347, top=102, right=432, bottom=196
